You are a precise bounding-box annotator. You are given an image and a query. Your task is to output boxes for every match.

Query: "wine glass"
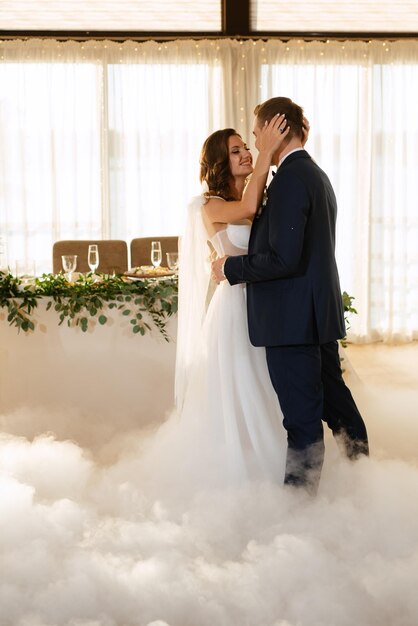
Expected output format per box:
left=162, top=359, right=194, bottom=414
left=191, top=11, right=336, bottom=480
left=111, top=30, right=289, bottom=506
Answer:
left=166, top=252, right=179, bottom=272
left=15, top=259, right=36, bottom=284
left=151, top=241, right=162, bottom=268
left=88, top=244, right=99, bottom=274
left=61, top=254, right=77, bottom=282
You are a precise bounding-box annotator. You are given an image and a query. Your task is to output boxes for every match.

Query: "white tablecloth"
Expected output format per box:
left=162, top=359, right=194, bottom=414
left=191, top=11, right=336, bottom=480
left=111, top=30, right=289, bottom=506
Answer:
left=0, top=300, right=177, bottom=427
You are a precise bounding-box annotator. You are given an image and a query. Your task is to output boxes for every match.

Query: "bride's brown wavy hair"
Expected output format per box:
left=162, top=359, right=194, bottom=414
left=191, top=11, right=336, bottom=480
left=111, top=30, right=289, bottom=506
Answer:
left=199, top=128, right=241, bottom=201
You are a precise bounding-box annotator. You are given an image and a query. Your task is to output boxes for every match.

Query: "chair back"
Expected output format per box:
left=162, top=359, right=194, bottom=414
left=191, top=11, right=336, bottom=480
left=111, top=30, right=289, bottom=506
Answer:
left=52, top=240, right=128, bottom=274
left=130, top=236, right=179, bottom=268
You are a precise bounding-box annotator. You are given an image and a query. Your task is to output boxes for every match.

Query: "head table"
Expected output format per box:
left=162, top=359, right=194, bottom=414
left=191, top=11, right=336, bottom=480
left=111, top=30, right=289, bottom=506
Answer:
left=0, top=272, right=178, bottom=428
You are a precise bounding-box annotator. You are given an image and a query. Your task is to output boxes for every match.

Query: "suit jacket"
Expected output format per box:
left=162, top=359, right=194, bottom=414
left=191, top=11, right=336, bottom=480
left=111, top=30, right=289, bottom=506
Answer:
left=224, top=150, right=346, bottom=347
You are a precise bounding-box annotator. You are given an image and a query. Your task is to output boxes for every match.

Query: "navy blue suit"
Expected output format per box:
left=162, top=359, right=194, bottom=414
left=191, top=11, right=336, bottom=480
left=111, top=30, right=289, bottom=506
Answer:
left=225, top=150, right=368, bottom=491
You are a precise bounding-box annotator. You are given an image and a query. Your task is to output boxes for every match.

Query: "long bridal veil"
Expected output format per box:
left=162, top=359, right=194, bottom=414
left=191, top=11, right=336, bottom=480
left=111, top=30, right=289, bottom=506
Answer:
left=130, top=193, right=226, bottom=503
left=174, top=193, right=211, bottom=410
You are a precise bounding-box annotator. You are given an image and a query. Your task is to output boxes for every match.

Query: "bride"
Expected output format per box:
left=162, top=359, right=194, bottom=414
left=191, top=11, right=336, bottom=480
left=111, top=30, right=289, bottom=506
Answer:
left=137, top=115, right=297, bottom=499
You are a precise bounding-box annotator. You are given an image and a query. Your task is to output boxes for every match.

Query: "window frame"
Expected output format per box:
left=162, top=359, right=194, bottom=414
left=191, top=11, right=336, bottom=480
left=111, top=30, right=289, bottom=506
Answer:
left=0, top=0, right=416, bottom=40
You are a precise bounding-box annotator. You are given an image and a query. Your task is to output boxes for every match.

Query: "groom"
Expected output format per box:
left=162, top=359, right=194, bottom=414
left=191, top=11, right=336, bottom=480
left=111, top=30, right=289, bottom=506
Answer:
left=212, top=96, right=369, bottom=493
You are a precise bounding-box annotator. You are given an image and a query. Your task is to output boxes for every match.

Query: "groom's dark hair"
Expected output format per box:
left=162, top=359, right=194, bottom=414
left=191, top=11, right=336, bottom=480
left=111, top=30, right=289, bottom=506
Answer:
left=254, top=97, right=304, bottom=142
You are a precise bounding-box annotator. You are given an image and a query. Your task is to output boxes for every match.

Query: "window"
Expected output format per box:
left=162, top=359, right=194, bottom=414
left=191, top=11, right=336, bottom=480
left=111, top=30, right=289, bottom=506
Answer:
left=251, top=0, right=418, bottom=32
left=0, top=0, right=222, bottom=32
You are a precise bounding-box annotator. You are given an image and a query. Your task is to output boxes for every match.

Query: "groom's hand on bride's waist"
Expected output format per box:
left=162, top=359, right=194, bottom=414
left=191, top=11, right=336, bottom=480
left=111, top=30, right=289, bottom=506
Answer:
left=212, top=256, right=229, bottom=284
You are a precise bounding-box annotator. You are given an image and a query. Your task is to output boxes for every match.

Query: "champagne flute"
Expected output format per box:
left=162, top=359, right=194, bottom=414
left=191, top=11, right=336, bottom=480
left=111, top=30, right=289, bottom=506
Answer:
left=15, top=259, right=36, bottom=284
left=88, top=244, right=99, bottom=274
left=166, top=252, right=179, bottom=272
left=151, top=241, right=162, bottom=268
left=61, top=254, right=77, bottom=282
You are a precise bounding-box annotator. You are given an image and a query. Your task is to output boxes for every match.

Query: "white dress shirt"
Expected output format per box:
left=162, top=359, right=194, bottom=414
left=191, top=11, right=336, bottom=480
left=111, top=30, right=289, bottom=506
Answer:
left=278, top=147, right=305, bottom=169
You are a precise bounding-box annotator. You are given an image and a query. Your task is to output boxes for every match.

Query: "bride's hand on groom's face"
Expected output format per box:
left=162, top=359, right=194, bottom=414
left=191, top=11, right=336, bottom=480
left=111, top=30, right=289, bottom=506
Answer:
left=258, top=113, right=290, bottom=156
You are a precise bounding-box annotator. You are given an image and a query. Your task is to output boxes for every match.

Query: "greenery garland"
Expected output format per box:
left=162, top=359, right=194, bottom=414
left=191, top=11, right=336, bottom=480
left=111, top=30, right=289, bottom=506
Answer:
left=0, top=270, right=356, bottom=343
left=340, top=291, right=357, bottom=348
left=0, top=271, right=178, bottom=340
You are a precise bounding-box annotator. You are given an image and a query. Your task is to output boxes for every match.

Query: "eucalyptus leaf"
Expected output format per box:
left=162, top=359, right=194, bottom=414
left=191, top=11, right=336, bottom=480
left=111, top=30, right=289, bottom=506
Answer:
left=80, top=317, right=88, bottom=332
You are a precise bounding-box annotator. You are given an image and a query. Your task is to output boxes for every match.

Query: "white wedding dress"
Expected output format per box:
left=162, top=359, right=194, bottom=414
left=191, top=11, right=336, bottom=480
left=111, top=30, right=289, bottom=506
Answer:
left=198, top=224, right=287, bottom=481
left=135, top=201, right=287, bottom=503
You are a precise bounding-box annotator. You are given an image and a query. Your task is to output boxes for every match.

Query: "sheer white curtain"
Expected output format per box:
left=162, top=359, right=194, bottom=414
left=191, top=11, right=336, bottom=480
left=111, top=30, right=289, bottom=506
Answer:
left=0, top=46, right=104, bottom=272
left=105, top=41, right=225, bottom=239
left=0, top=37, right=417, bottom=342
left=0, top=39, right=230, bottom=272
left=241, top=40, right=418, bottom=343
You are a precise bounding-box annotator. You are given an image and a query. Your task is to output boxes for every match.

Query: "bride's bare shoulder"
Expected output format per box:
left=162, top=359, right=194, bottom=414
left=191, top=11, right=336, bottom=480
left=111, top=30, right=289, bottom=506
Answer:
left=203, top=195, right=226, bottom=208
left=201, top=196, right=228, bottom=237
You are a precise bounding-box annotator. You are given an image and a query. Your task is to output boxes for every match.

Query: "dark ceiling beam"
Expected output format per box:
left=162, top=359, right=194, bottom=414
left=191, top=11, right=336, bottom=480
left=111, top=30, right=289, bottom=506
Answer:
left=0, top=30, right=223, bottom=40
left=252, top=31, right=418, bottom=40
left=223, top=0, right=250, bottom=37
left=0, top=30, right=417, bottom=42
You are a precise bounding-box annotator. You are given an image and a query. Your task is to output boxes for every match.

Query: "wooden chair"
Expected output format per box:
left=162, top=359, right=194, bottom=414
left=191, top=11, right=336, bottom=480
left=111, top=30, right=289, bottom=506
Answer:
left=130, top=236, right=179, bottom=268
left=52, top=240, right=128, bottom=274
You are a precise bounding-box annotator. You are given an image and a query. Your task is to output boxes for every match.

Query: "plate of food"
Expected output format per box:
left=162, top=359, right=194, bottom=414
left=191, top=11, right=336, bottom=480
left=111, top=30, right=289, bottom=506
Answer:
left=124, top=265, right=176, bottom=280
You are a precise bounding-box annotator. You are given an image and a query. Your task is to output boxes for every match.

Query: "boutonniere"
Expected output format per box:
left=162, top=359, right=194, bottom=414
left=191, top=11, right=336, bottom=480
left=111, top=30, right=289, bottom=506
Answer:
left=256, top=186, right=268, bottom=219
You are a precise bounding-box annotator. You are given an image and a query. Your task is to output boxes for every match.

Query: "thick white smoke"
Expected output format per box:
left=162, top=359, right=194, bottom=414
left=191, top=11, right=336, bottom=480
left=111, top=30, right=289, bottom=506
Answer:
left=1, top=371, right=418, bottom=626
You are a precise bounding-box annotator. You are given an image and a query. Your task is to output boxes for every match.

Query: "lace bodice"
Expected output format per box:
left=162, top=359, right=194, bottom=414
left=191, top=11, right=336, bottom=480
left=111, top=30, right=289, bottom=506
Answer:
left=209, top=224, right=251, bottom=257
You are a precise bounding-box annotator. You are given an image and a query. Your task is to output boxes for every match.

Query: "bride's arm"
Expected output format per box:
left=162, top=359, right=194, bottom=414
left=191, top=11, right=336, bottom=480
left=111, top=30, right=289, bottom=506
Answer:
left=203, top=114, right=289, bottom=224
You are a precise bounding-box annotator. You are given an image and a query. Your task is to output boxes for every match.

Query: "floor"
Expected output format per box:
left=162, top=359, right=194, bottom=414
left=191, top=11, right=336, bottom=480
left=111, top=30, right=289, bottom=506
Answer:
left=345, top=341, right=418, bottom=390
left=343, top=342, right=418, bottom=462
left=1, top=341, right=417, bottom=626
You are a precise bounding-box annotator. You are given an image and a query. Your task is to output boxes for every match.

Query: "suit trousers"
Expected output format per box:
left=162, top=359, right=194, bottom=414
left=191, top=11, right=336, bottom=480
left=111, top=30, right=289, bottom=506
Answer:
left=266, top=340, right=369, bottom=493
